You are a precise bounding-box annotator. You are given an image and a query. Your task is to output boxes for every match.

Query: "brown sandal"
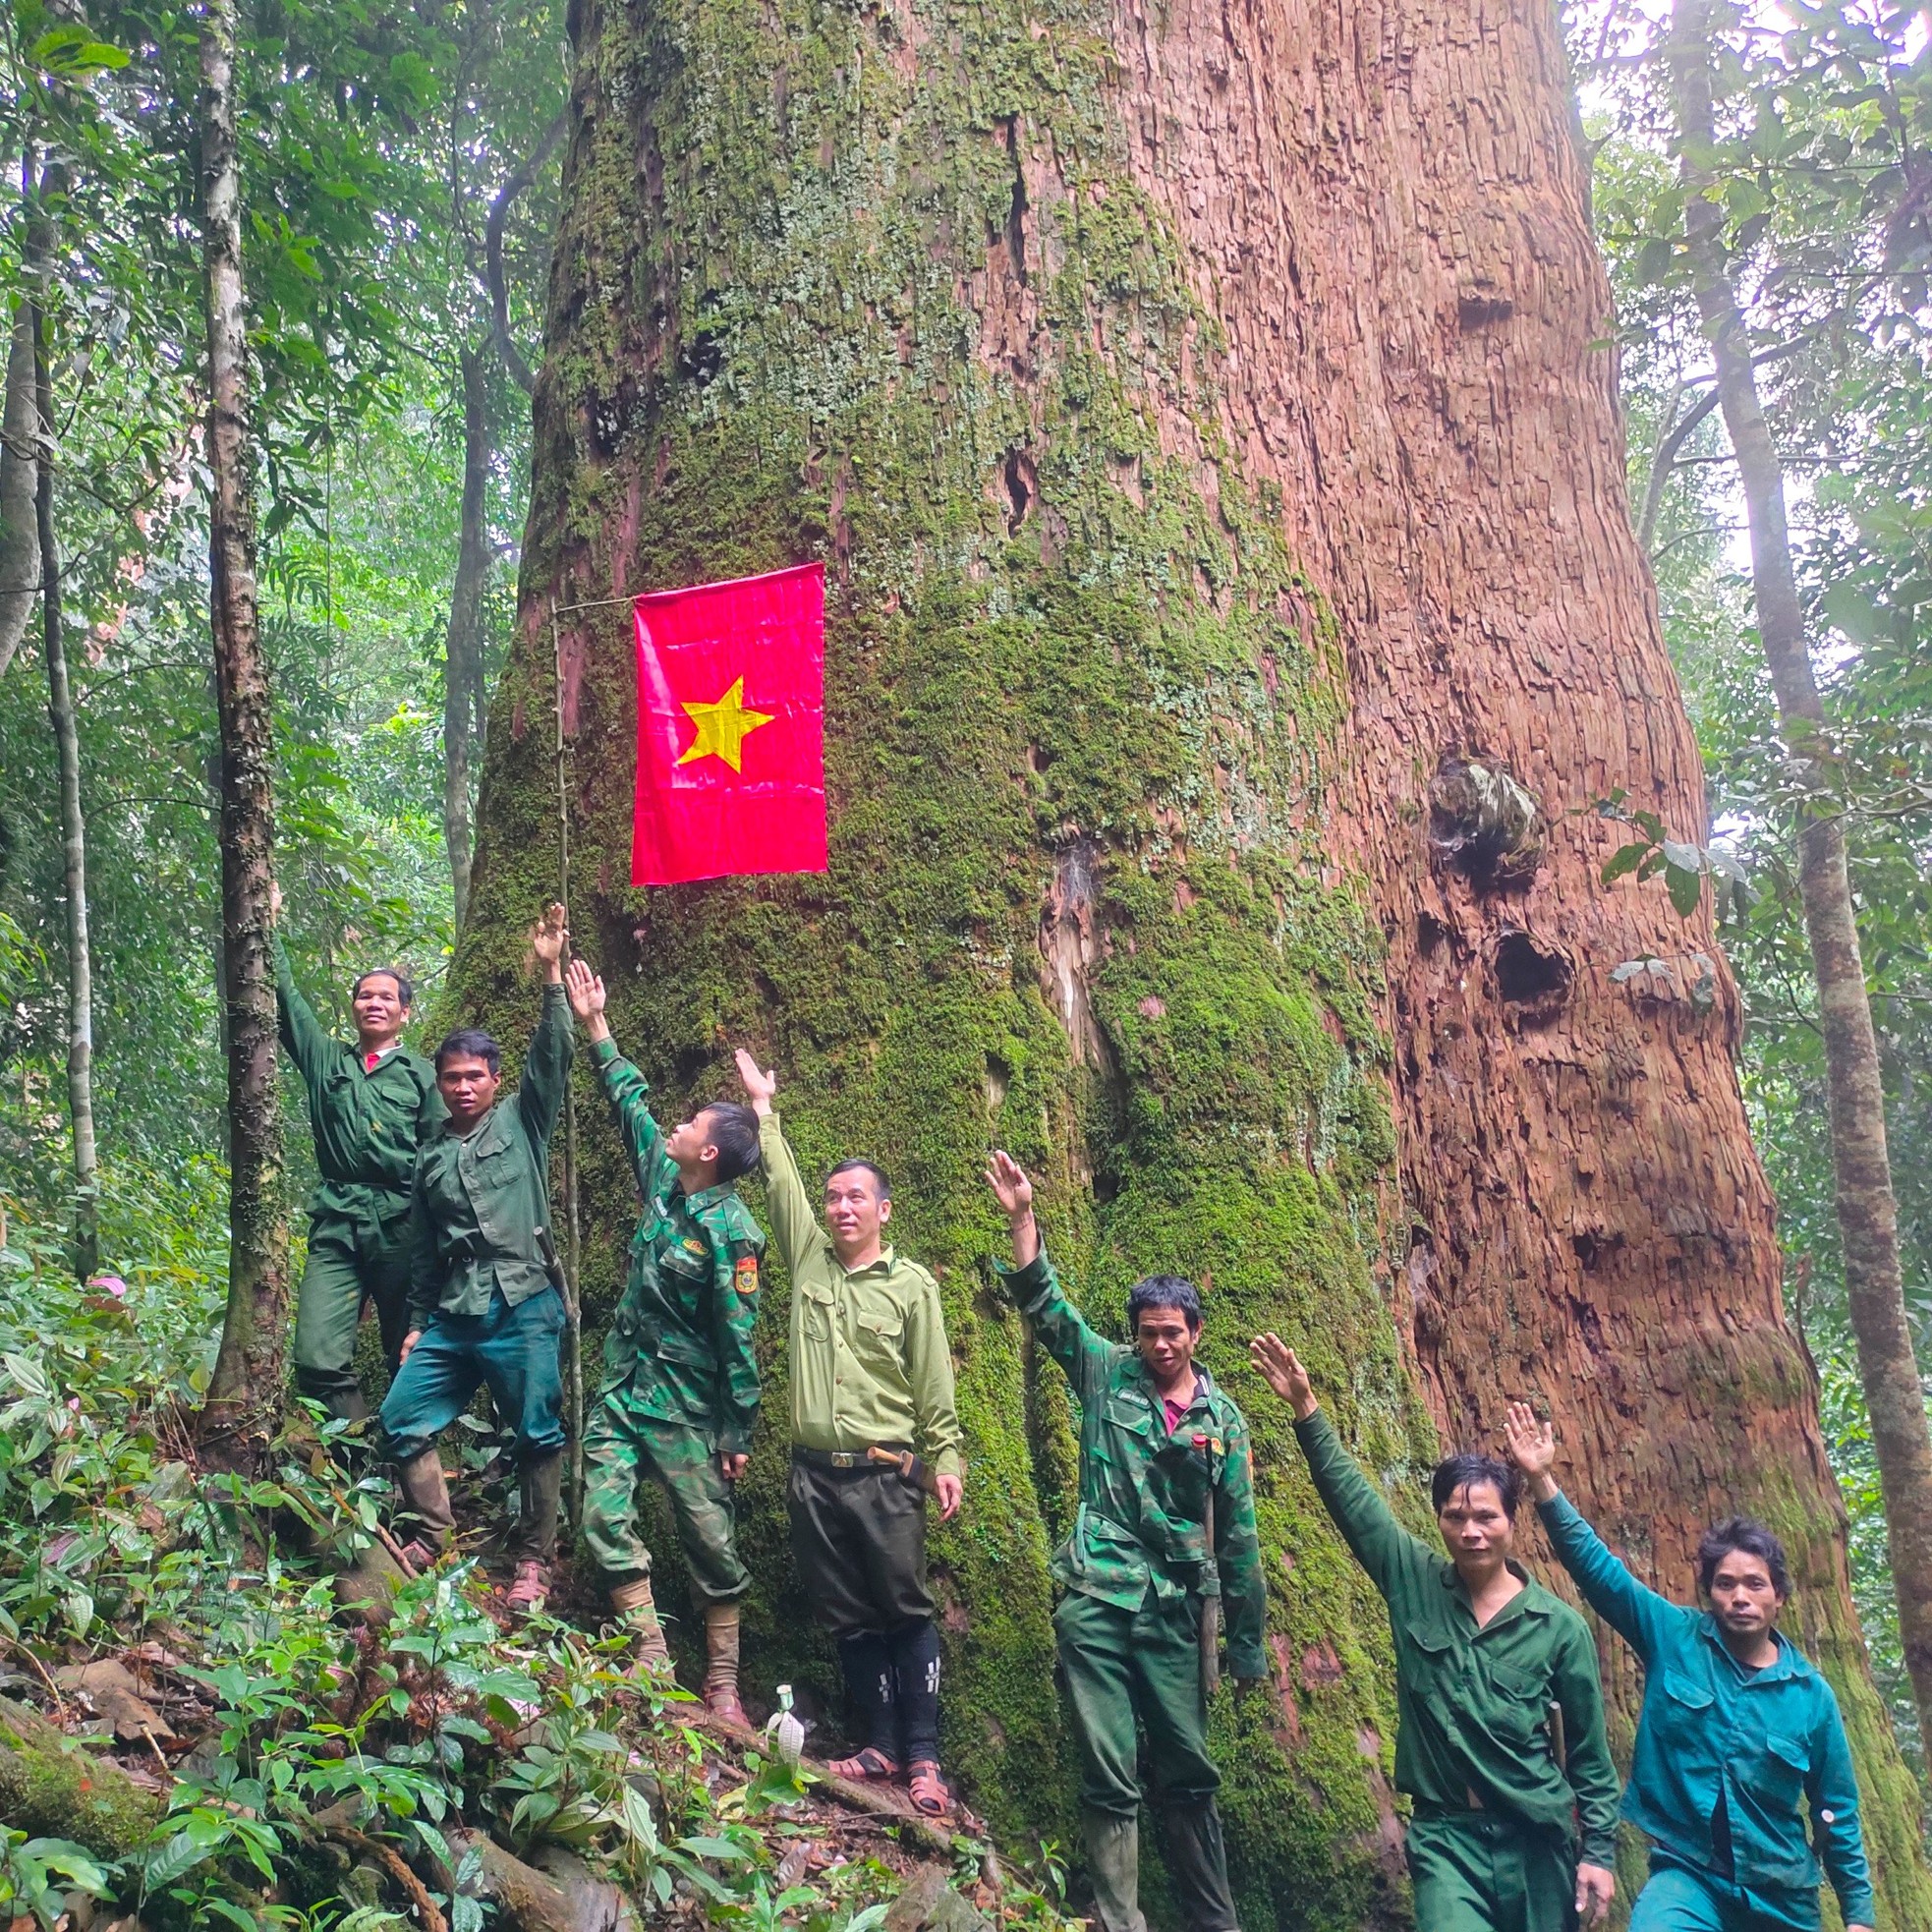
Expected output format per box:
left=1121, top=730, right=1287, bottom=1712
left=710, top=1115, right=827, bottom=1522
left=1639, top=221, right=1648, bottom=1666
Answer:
left=907, top=1760, right=950, bottom=1817
left=828, top=1746, right=901, bottom=1782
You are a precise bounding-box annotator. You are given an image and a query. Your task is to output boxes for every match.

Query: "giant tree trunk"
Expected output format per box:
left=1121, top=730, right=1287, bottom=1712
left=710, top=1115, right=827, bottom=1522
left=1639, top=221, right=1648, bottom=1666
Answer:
left=197, top=0, right=289, bottom=1460
left=1668, top=0, right=1932, bottom=1764
left=460, top=0, right=1932, bottom=1918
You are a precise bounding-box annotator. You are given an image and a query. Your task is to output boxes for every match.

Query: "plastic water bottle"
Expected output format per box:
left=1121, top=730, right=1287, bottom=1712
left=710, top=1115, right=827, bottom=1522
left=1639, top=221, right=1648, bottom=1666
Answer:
left=767, top=1682, right=805, bottom=1768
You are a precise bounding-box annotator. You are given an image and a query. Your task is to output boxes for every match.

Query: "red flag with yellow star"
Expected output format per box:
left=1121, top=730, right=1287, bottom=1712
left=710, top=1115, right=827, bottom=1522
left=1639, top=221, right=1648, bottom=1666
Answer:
left=630, top=561, right=827, bottom=885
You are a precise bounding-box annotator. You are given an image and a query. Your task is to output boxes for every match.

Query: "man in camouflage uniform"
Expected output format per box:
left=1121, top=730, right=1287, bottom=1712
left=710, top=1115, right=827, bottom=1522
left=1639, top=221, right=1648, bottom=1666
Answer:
left=987, top=1152, right=1267, bottom=1932
left=272, top=899, right=442, bottom=1424
left=565, top=958, right=767, bottom=1722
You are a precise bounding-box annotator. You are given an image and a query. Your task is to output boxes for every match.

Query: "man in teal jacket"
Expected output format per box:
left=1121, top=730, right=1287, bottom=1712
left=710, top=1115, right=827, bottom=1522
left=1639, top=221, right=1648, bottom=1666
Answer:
left=1253, top=1337, right=1620, bottom=1932
left=1505, top=1403, right=1874, bottom=1932
left=988, top=1153, right=1267, bottom=1932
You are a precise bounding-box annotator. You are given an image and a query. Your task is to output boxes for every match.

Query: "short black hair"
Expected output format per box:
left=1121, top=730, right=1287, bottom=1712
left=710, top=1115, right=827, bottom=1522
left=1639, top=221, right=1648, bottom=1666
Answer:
left=699, top=1102, right=762, bottom=1183
left=1127, top=1275, right=1201, bottom=1335
left=435, top=1027, right=502, bottom=1074
left=1432, top=1452, right=1522, bottom=1519
left=353, top=966, right=414, bottom=1006
left=825, top=1157, right=891, bottom=1201
left=1697, top=1517, right=1790, bottom=1599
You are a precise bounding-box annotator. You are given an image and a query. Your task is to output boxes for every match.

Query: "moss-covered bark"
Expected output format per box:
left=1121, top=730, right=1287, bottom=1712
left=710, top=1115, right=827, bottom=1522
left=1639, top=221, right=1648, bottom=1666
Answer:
left=0, top=1697, right=162, bottom=1857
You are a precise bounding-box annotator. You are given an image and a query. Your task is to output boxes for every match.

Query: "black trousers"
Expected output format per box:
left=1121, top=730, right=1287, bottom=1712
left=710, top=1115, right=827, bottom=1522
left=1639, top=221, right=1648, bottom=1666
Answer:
left=786, top=1452, right=934, bottom=1637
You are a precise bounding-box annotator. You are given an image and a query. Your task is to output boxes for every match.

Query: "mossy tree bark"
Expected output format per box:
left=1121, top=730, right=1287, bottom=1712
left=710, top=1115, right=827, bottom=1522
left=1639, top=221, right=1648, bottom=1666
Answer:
left=458, top=0, right=1932, bottom=1919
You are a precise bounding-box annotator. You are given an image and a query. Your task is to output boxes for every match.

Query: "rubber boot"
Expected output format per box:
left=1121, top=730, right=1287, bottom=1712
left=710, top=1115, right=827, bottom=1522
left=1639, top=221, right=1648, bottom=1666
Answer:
left=1161, top=1798, right=1240, bottom=1932
left=392, top=1449, right=454, bottom=1573
left=506, top=1450, right=563, bottom=1617
left=1081, top=1809, right=1147, bottom=1932
left=703, top=1604, right=749, bottom=1727
left=611, top=1575, right=672, bottom=1673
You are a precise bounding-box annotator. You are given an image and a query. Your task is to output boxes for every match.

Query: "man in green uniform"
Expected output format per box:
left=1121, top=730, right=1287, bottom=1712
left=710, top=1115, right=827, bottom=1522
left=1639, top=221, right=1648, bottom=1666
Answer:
left=1504, top=1404, right=1874, bottom=1932
left=733, top=1049, right=963, bottom=1818
left=565, top=958, right=767, bottom=1722
left=272, top=906, right=442, bottom=1423
left=986, top=1152, right=1266, bottom=1932
left=1251, top=1335, right=1619, bottom=1932
left=379, top=906, right=573, bottom=1617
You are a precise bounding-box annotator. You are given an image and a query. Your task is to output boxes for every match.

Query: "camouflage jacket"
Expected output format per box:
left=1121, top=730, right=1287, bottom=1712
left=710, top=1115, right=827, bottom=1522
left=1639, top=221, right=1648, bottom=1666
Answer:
left=592, top=1038, right=766, bottom=1454
left=997, top=1247, right=1269, bottom=1679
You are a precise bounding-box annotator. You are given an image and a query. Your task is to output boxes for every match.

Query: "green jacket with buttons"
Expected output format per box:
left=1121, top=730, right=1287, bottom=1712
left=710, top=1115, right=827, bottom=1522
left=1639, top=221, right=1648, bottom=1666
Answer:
left=274, top=937, right=442, bottom=1217
left=1294, top=1410, right=1621, bottom=1865
left=998, top=1248, right=1270, bottom=1681
left=590, top=1036, right=767, bottom=1454
left=406, top=984, right=573, bottom=1333
left=1538, top=1489, right=1873, bottom=1924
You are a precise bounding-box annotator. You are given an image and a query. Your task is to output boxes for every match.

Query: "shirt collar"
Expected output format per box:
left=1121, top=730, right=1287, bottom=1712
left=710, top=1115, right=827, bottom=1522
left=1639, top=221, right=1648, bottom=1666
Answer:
left=1697, top=1615, right=1801, bottom=1680
left=362, top=1042, right=402, bottom=1067
left=841, top=1244, right=897, bottom=1278
left=1442, top=1560, right=1546, bottom=1623
left=679, top=1179, right=731, bottom=1213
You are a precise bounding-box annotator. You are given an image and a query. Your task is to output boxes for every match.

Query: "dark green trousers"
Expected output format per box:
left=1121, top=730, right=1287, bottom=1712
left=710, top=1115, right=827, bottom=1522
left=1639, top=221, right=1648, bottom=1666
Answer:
left=1406, top=1812, right=1577, bottom=1932
left=785, top=1453, right=933, bottom=1636
left=293, top=1195, right=412, bottom=1421
left=583, top=1396, right=750, bottom=1606
left=1054, top=1587, right=1219, bottom=1817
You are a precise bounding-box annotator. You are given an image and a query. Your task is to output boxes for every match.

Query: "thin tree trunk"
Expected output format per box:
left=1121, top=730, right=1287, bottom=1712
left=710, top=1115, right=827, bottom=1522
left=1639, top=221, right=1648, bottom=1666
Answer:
left=0, top=300, right=39, bottom=677
left=443, top=346, right=491, bottom=929
left=27, top=154, right=97, bottom=1280
left=197, top=0, right=289, bottom=1462
left=1670, top=0, right=1932, bottom=1749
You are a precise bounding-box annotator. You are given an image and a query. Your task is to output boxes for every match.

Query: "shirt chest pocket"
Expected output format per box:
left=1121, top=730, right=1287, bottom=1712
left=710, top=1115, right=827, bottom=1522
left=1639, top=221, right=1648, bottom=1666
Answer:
left=1096, top=1392, right=1155, bottom=1467
left=800, top=1281, right=835, bottom=1345
left=1402, top=1619, right=1462, bottom=1695
left=1737, top=1728, right=1809, bottom=1809
left=847, top=1288, right=905, bottom=1376
left=1483, top=1658, right=1554, bottom=1747
left=657, top=1239, right=712, bottom=1299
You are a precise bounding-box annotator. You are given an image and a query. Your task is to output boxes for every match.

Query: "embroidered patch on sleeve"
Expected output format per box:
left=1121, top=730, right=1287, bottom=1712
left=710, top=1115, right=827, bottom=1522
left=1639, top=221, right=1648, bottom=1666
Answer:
left=734, top=1253, right=761, bottom=1294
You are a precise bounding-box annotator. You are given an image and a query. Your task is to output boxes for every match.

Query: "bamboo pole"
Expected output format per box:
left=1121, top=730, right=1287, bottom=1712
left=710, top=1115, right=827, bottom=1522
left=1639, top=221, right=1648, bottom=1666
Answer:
left=550, top=598, right=586, bottom=1526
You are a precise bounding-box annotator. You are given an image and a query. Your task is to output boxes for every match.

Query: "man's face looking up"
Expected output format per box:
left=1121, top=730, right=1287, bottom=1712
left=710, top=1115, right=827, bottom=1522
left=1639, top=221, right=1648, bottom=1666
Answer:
left=824, top=1165, right=889, bottom=1263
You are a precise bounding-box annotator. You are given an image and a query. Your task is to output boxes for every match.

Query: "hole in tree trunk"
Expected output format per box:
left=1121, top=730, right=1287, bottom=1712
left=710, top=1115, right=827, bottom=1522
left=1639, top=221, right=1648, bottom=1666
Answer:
left=1493, top=932, right=1572, bottom=1018
left=1004, top=449, right=1034, bottom=534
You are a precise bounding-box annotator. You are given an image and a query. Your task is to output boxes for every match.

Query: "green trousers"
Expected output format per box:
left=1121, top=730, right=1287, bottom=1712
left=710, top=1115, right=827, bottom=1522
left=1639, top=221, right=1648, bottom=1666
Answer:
left=1054, top=1588, right=1219, bottom=1817
left=293, top=1195, right=412, bottom=1422
left=582, top=1394, right=750, bottom=1606
left=1406, top=1812, right=1577, bottom=1932
left=1630, top=1863, right=1816, bottom=1932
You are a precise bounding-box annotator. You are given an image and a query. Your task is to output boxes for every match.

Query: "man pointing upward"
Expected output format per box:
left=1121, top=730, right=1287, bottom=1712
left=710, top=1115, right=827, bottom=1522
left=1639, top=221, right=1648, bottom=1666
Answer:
left=734, top=1049, right=962, bottom=1818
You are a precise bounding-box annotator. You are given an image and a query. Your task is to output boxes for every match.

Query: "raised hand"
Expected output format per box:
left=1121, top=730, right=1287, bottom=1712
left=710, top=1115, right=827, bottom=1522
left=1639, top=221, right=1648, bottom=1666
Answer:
left=733, top=1048, right=777, bottom=1116
left=564, top=958, right=611, bottom=1041
left=1503, top=1400, right=1560, bottom=1501
left=1249, top=1333, right=1319, bottom=1420
left=985, top=1150, right=1034, bottom=1222
left=530, top=902, right=569, bottom=979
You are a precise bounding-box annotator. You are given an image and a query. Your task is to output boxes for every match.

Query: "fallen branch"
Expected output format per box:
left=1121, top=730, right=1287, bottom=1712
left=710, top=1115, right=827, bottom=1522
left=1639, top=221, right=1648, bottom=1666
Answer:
left=322, top=1824, right=447, bottom=1932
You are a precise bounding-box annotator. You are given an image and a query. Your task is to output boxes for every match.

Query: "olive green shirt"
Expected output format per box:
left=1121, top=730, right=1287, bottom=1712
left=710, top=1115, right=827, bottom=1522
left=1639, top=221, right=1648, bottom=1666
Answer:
left=758, top=1112, right=963, bottom=1479
left=592, top=1036, right=767, bottom=1453
left=1294, top=1410, right=1621, bottom=1865
left=273, top=937, right=442, bottom=1216
left=406, top=984, right=573, bottom=1331
left=997, top=1248, right=1269, bottom=1678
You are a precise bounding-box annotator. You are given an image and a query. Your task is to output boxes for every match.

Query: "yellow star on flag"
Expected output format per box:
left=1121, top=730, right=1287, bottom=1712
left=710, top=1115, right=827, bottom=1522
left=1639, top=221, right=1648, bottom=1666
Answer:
left=678, top=677, right=773, bottom=773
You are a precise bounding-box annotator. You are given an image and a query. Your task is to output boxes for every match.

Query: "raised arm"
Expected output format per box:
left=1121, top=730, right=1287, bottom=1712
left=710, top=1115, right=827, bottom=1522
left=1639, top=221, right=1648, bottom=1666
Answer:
left=986, top=1152, right=1116, bottom=1401
left=571, top=958, right=669, bottom=1194
left=736, top=1050, right=825, bottom=1278
left=1214, top=1409, right=1270, bottom=1682
left=1251, top=1333, right=1427, bottom=1598
left=272, top=932, right=336, bottom=1088
left=1810, top=1691, right=1876, bottom=1931
left=1505, top=1402, right=1678, bottom=1663
left=516, top=906, right=573, bottom=1152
